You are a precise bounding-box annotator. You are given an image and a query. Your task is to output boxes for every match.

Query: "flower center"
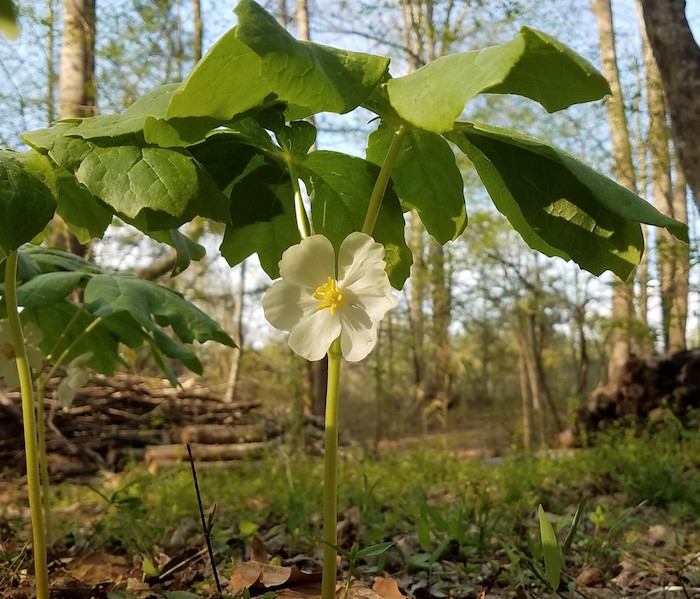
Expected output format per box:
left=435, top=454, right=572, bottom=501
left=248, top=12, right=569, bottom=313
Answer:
left=1, top=342, right=15, bottom=360
left=313, top=276, right=346, bottom=316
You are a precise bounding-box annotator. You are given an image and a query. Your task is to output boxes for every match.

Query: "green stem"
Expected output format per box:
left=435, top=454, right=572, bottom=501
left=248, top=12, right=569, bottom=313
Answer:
left=361, top=124, right=408, bottom=236
left=35, top=315, right=103, bottom=543
left=4, top=251, right=49, bottom=599
left=36, top=377, right=51, bottom=545
left=321, top=337, right=342, bottom=599
left=283, top=144, right=311, bottom=240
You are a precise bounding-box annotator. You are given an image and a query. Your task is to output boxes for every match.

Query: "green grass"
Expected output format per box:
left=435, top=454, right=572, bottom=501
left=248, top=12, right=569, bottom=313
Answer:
left=36, top=423, right=700, bottom=595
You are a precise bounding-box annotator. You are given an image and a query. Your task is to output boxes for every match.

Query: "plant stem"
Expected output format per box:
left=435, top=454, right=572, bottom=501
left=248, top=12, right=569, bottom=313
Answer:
left=361, top=124, right=408, bottom=236
left=4, top=251, right=49, bottom=599
left=283, top=144, right=310, bottom=239
left=35, top=314, right=103, bottom=542
left=321, top=337, right=342, bottom=599
left=35, top=378, right=51, bottom=545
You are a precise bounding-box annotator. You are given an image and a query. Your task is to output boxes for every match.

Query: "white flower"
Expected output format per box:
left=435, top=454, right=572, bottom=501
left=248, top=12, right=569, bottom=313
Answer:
left=0, top=320, right=44, bottom=389
left=263, top=232, right=397, bottom=362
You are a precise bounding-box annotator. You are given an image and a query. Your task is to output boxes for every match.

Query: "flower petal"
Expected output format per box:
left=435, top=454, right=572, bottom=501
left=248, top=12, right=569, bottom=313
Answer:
left=343, top=272, right=397, bottom=322
left=279, top=235, right=336, bottom=290
left=339, top=304, right=378, bottom=362
left=288, top=309, right=341, bottom=361
left=263, top=279, right=316, bottom=332
left=337, top=232, right=386, bottom=289
left=0, top=359, right=20, bottom=389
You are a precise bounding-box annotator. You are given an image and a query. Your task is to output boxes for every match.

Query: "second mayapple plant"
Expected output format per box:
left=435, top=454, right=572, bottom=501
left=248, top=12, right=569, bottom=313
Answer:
left=0, top=2, right=688, bottom=599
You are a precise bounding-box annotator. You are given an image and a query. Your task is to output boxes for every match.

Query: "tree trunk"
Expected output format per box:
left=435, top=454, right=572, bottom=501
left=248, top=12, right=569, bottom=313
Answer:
left=428, top=239, right=452, bottom=410
left=519, top=351, right=531, bottom=451
left=592, top=0, right=636, bottom=380
left=224, top=261, right=245, bottom=403
left=193, top=0, right=202, bottom=63
left=668, top=162, right=689, bottom=350
left=59, top=0, right=96, bottom=119
left=47, top=0, right=56, bottom=124
left=52, top=0, right=97, bottom=257
left=635, top=0, right=679, bottom=352
left=640, top=0, right=700, bottom=213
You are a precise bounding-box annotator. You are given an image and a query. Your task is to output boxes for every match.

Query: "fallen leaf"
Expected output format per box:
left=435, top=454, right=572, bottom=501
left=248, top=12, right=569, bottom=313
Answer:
left=229, top=560, right=322, bottom=596
left=69, top=550, right=138, bottom=586
left=251, top=536, right=270, bottom=563
left=373, top=576, right=407, bottom=599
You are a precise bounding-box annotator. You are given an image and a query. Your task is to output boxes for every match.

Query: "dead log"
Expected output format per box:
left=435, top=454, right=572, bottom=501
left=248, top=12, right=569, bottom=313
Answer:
left=179, top=424, right=268, bottom=444
left=144, top=441, right=274, bottom=465
left=556, top=349, right=700, bottom=447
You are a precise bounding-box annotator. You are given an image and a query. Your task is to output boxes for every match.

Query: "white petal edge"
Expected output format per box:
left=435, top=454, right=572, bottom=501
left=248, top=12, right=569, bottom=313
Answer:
left=343, top=268, right=397, bottom=321
left=337, top=232, right=386, bottom=289
left=279, top=235, right=336, bottom=290
left=288, top=309, right=341, bottom=361
left=339, top=304, right=377, bottom=362
left=263, top=279, right=314, bottom=332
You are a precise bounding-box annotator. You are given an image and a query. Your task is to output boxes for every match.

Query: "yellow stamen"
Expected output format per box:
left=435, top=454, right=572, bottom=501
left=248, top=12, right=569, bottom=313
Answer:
left=313, top=276, right=346, bottom=316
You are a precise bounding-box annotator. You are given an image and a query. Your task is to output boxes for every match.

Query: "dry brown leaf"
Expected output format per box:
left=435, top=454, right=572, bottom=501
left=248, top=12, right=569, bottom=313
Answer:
left=251, top=536, right=270, bottom=563
left=69, top=550, right=138, bottom=586
left=344, top=580, right=384, bottom=599
left=229, top=560, right=322, bottom=595
left=372, top=576, right=407, bottom=599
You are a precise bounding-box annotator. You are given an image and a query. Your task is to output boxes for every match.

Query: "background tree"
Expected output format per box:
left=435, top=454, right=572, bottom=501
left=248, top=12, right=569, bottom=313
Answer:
left=592, top=0, right=636, bottom=380
left=640, top=0, right=700, bottom=214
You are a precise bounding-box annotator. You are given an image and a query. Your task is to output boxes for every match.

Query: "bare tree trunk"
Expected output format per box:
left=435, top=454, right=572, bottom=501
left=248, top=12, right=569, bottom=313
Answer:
left=669, top=162, right=689, bottom=350
left=223, top=262, right=245, bottom=403
left=52, top=0, right=97, bottom=257
left=277, top=0, right=287, bottom=27
left=592, top=0, right=636, bottom=380
left=193, top=0, right=202, bottom=62
left=631, top=57, right=650, bottom=353
left=428, top=240, right=452, bottom=414
left=635, top=0, right=676, bottom=352
left=640, top=0, right=700, bottom=213
left=519, top=351, right=531, bottom=451
left=47, top=0, right=56, bottom=124
left=59, top=0, right=97, bottom=119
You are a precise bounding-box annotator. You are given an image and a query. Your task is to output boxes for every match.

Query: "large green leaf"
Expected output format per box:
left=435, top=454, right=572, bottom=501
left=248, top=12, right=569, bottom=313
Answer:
left=0, top=0, right=18, bottom=39
left=16, top=271, right=90, bottom=307
left=21, top=302, right=122, bottom=375
left=219, top=163, right=300, bottom=277
left=300, top=151, right=412, bottom=289
left=0, top=150, right=57, bottom=253
left=55, top=170, right=113, bottom=243
left=387, top=27, right=610, bottom=133
left=83, top=273, right=235, bottom=348
left=63, top=83, right=220, bottom=148
left=167, top=0, right=389, bottom=122
left=367, top=121, right=466, bottom=243
left=24, top=124, right=231, bottom=229
left=446, top=122, right=688, bottom=280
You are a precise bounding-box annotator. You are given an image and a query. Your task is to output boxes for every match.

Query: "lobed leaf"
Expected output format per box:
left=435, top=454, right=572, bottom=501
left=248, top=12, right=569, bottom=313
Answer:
left=446, top=122, right=688, bottom=280
left=167, top=0, right=389, bottom=122
left=219, top=163, right=299, bottom=277
left=387, top=27, right=610, bottom=133
left=0, top=150, right=57, bottom=253
left=83, top=273, right=235, bottom=348
left=0, top=0, right=18, bottom=39
left=25, top=123, right=231, bottom=230
left=367, top=121, right=466, bottom=243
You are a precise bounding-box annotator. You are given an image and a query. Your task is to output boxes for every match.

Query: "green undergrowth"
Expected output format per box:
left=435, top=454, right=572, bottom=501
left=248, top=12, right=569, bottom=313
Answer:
left=32, top=421, right=700, bottom=593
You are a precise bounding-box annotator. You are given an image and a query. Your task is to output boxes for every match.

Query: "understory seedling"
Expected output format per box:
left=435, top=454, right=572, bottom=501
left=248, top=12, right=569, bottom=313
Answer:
left=0, top=1, right=689, bottom=598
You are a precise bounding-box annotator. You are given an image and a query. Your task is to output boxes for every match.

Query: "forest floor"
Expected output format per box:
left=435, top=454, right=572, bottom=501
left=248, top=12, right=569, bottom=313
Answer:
left=1, top=386, right=699, bottom=598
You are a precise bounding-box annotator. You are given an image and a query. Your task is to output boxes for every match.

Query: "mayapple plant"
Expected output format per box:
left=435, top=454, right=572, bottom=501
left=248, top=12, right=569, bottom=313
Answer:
left=0, top=1, right=688, bottom=598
